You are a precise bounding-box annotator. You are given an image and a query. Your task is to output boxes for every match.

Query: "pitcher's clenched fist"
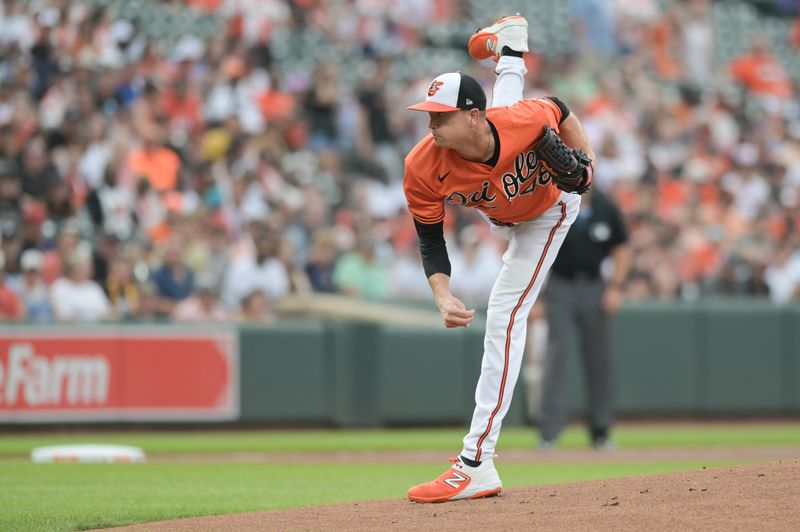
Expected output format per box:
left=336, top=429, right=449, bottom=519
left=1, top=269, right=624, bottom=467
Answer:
left=435, top=292, right=475, bottom=328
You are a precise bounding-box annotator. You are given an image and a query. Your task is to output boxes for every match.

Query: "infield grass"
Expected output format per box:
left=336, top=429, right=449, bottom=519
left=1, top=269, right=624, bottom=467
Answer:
left=0, top=422, right=798, bottom=456
left=0, top=460, right=737, bottom=531
left=0, top=422, right=798, bottom=531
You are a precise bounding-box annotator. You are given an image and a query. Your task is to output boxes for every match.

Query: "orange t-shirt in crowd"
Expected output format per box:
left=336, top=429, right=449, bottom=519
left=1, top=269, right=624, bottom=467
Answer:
left=792, top=19, right=800, bottom=48
left=0, top=284, right=23, bottom=320
left=161, top=92, right=202, bottom=129
left=728, top=52, right=792, bottom=99
left=404, top=98, right=563, bottom=226
left=126, top=146, right=181, bottom=192
left=184, top=0, right=223, bottom=11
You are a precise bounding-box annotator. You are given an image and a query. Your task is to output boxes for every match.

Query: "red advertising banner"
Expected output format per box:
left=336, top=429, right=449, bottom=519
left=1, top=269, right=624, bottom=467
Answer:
left=0, top=328, right=238, bottom=422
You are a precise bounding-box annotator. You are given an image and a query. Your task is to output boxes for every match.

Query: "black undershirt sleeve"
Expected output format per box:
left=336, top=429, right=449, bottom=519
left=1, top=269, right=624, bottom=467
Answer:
left=545, top=96, right=570, bottom=123
left=413, top=219, right=451, bottom=278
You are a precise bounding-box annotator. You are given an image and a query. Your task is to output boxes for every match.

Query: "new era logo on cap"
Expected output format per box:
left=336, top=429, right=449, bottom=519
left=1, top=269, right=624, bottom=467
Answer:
left=408, top=72, right=487, bottom=113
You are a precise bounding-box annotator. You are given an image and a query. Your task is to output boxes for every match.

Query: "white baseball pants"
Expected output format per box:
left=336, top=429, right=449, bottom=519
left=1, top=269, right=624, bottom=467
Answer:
left=461, top=56, right=580, bottom=462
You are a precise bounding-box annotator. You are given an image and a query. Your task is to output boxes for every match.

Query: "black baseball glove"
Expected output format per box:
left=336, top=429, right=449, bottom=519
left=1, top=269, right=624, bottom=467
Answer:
left=533, top=126, right=593, bottom=194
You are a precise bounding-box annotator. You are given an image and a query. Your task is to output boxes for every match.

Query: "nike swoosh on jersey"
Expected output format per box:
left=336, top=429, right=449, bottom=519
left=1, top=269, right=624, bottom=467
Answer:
left=438, top=171, right=451, bottom=182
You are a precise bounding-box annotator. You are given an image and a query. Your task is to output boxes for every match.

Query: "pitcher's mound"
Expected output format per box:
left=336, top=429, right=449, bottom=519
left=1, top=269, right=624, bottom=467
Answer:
left=119, top=460, right=799, bottom=531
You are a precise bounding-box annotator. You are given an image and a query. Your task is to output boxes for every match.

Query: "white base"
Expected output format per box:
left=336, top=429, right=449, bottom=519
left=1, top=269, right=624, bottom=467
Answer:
left=31, top=444, right=146, bottom=463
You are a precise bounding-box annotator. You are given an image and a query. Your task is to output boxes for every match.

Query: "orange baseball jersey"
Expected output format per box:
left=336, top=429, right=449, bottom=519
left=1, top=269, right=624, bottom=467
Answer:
left=404, top=97, right=564, bottom=225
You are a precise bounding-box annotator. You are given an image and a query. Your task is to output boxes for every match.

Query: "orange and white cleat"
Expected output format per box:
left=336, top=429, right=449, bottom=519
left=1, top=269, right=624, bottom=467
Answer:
left=468, top=14, right=529, bottom=62
left=407, top=457, right=502, bottom=503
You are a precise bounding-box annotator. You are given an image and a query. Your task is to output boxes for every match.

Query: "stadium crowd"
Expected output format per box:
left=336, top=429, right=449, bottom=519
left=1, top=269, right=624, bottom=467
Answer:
left=0, top=0, right=799, bottom=323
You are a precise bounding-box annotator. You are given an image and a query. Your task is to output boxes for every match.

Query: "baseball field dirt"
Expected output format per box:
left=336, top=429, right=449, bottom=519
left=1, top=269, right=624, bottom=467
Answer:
left=115, top=460, right=799, bottom=531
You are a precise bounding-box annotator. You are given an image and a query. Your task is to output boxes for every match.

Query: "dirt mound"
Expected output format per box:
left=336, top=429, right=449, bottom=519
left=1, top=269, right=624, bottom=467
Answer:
left=116, top=461, right=799, bottom=531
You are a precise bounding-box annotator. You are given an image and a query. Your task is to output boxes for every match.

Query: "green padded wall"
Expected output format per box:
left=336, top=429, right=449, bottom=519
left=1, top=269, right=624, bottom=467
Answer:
left=378, top=326, right=473, bottom=424
left=786, top=306, right=800, bottom=410
left=700, top=303, right=785, bottom=412
left=329, top=323, right=382, bottom=427
left=239, top=322, right=331, bottom=423
left=613, top=304, right=701, bottom=413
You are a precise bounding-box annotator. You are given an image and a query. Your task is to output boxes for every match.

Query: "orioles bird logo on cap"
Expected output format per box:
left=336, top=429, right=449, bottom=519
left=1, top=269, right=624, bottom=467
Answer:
left=428, top=80, right=444, bottom=97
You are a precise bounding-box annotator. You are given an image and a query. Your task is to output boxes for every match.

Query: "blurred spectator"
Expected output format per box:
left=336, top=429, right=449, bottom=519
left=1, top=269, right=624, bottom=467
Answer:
left=220, top=173, right=270, bottom=237
left=333, top=235, right=389, bottom=300
left=172, top=272, right=228, bottom=322
left=134, top=281, right=163, bottom=322
left=104, top=255, right=140, bottom=320
left=764, top=246, right=800, bottom=304
left=92, top=232, right=122, bottom=286
left=388, top=240, right=430, bottom=301
left=206, top=56, right=269, bottom=135
left=0, top=159, right=21, bottom=236
left=19, top=135, right=60, bottom=200
left=41, top=222, right=80, bottom=285
left=50, top=250, right=111, bottom=322
left=161, top=78, right=203, bottom=132
left=0, top=251, right=23, bottom=321
left=571, top=0, right=616, bottom=57
left=124, top=123, right=181, bottom=192
left=7, top=249, right=53, bottom=322
left=305, top=229, right=338, bottom=293
left=356, top=58, right=402, bottom=181
left=721, top=144, right=771, bottom=222
left=19, top=202, right=47, bottom=254
left=150, top=240, right=195, bottom=314
left=222, top=223, right=289, bottom=308
left=238, top=289, right=275, bottom=323
left=677, top=0, right=714, bottom=87
left=197, top=222, right=232, bottom=287
left=86, top=167, right=137, bottom=241
left=305, top=62, right=341, bottom=152
left=277, top=237, right=312, bottom=294
left=78, top=114, right=114, bottom=190
left=729, top=35, right=792, bottom=101
left=45, top=181, right=74, bottom=225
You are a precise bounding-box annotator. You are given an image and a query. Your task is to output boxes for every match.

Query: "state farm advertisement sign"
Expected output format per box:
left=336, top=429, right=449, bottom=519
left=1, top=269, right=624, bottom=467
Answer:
left=0, top=328, right=238, bottom=422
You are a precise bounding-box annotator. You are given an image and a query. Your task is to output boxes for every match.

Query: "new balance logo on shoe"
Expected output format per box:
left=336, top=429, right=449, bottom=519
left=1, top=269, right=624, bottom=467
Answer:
left=443, top=470, right=469, bottom=489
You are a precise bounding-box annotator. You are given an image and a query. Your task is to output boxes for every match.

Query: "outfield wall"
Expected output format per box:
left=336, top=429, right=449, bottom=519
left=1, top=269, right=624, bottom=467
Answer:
left=1, top=302, right=798, bottom=425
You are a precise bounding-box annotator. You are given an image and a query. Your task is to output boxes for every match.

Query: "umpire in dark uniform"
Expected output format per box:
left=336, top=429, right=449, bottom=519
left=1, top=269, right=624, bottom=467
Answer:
left=537, top=190, right=632, bottom=450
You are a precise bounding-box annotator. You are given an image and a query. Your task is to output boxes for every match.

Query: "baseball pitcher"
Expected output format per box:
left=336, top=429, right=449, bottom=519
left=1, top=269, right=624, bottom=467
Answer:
left=403, top=15, right=595, bottom=503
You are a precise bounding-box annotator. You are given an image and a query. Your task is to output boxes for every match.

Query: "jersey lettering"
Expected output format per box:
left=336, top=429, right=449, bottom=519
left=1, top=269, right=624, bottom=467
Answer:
left=501, top=149, right=553, bottom=201
left=446, top=180, right=497, bottom=208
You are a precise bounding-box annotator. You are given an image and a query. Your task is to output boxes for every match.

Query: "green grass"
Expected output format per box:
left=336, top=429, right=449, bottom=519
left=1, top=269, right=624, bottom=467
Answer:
left=0, top=423, right=798, bottom=456
left=0, top=460, right=735, bottom=532
left=0, top=423, right=797, bottom=531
